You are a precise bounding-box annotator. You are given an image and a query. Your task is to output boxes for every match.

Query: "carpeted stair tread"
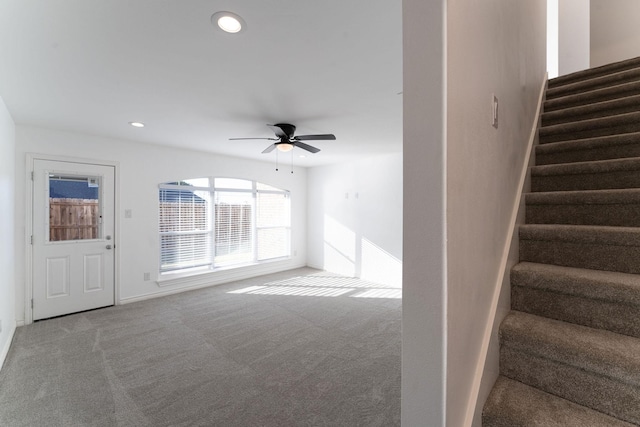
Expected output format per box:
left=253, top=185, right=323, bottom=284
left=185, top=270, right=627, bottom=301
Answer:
left=531, top=157, right=640, bottom=192
left=520, top=224, right=640, bottom=247
left=527, top=188, right=640, bottom=205
left=511, top=262, right=640, bottom=337
left=526, top=189, right=640, bottom=226
left=542, top=94, right=640, bottom=127
left=500, top=311, right=640, bottom=423
left=548, top=56, right=640, bottom=90
left=539, top=111, right=640, bottom=144
left=519, top=224, right=640, bottom=273
left=483, top=376, right=635, bottom=427
left=545, top=80, right=640, bottom=112
left=536, top=132, right=640, bottom=165
left=547, top=63, right=640, bottom=99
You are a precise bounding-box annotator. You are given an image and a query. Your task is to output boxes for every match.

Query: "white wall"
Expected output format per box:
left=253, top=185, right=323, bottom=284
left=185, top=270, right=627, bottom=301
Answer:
left=558, top=0, right=590, bottom=75
left=307, top=153, right=402, bottom=288
left=402, top=0, right=447, bottom=425
left=14, top=125, right=307, bottom=324
left=446, top=1, right=546, bottom=426
left=591, top=0, right=640, bottom=67
left=0, top=96, right=16, bottom=368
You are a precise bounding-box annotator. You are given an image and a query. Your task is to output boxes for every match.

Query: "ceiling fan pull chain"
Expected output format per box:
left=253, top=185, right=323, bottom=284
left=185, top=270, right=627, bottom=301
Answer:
left=291, top=150, right=294, bottom=174
left=275, top=149, right=279, bottom=171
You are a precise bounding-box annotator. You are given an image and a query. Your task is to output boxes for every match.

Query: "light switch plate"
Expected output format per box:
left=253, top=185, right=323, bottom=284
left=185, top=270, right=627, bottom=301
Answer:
left=492, top=94, right=499, bottom=128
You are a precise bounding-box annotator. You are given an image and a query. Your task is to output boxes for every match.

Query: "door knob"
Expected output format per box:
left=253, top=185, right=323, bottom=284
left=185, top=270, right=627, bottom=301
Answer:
left=106, top=244, right=113, bottom=250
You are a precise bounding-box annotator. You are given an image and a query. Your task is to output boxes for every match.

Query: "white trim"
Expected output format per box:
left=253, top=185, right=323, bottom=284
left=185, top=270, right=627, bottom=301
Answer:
left=463, top=76, right=547, bottom=427
left=24, top=153, right=120, bottom=324
left=24, top=155, right=33, bottom=325
left=0, top=320, right=17, bottom=371
left=120, top=261, right=306, bottom=305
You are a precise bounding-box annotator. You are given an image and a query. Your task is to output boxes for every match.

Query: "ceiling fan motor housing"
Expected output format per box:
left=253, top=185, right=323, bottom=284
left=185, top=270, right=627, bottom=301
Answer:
left=273, top=123, right=296, bottom=139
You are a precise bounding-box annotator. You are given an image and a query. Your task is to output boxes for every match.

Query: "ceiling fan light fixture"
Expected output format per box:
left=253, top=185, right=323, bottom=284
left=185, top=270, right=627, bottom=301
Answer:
left=212, top=12, right=245, bottom=33
left=276, top=143, right=294, bottom=152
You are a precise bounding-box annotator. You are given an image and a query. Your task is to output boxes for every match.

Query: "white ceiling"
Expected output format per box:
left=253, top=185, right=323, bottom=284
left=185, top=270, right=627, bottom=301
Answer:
left=0, top=0, right=402, bottom=167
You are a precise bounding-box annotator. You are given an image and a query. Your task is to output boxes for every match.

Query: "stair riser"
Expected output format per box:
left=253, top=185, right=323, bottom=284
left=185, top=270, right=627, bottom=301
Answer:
left=542, top=102, right=640, bottom=127
left=500, top=347, right=640, bottom=424
left=519, top=240, right=640, bottom=274
left=540, top=122, right=640, bottom=144
left=512, top=286, right=640, bottom=338
left=531, top=170, right=640, bottom=192
left=526, top=204, right=640, bottom=227
left=545, top=82, right=640, bottom=112
left=536, top=143, right=640, bottom=165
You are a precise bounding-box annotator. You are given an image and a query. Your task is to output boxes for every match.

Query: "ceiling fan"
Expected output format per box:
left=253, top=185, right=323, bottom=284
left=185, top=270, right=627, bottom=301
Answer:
left=230, top=123, right=336, bottom=154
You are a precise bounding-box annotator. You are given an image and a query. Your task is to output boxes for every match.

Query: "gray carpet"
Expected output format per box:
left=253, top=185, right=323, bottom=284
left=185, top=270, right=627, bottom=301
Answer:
left=0, top=268, right=401, bottom=427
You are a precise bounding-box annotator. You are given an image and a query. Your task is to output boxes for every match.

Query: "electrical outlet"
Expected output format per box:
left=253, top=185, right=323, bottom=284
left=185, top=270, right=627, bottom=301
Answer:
left=125, top=209, right=132, bottom=218
left=143, top=272, right=151, bottom=281
left=0, top=319, right=2, bottom=333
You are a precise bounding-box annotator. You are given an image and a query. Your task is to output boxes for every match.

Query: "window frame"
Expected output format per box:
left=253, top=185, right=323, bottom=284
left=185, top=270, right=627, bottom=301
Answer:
left=158, top=177, right=291, bottom=276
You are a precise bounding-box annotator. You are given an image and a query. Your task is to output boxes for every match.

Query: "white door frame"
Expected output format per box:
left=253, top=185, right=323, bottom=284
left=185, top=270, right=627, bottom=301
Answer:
left=25, top=153, right=120, bottom=325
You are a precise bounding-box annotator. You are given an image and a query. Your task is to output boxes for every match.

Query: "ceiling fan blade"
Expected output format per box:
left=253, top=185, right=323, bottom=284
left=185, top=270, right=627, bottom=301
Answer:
left=262, top=144, right=277, bottom=153
left=294, top=134, right=336, bottom=141
left=229, top=137, right=277, bottom=141
left=294, top=141, right=321, bottom=153
left=267, top=124, right=289, bottom=139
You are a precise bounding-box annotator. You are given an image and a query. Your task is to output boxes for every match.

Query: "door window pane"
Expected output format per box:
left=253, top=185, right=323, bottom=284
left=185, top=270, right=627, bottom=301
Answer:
left=48, top=175, right=101, bottom=241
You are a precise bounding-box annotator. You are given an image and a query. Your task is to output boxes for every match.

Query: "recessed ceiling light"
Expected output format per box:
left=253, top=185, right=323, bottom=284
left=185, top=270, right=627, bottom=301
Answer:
left=129, top=122, right=145, bottom=128
left=211, top=11, right=245, bottom=34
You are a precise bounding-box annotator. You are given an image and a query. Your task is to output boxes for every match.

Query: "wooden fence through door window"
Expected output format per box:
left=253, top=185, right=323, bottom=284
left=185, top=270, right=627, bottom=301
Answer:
left=49, top=198, right=99, bottom=241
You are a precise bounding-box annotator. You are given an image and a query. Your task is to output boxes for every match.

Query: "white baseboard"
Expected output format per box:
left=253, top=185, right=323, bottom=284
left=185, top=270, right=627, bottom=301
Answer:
left=0, top=320, right=17, bottom=372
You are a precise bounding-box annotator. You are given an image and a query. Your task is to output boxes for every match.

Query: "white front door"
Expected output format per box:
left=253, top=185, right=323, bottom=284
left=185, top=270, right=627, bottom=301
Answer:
left=32, top=159, right=115, bottom=320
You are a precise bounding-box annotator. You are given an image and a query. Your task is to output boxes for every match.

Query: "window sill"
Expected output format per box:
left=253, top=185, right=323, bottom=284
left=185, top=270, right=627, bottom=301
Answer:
left=156, top=257, right=291, bottom=288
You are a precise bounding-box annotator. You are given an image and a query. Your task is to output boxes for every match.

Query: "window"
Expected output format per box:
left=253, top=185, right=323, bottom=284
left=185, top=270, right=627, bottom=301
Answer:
left=48, top=174, right=101, bottom=241
left=159, top=178, right=290, bottom=274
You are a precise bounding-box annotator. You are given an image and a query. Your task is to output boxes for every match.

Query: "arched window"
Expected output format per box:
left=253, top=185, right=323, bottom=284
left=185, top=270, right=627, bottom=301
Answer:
left=159, top=177, right=290, bottom=274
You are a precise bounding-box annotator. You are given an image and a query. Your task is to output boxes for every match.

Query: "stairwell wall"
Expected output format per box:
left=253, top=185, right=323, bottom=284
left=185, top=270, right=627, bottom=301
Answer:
left=446, top=1, right=546, bottom=426
left=591, top=0, right=640, bottom=68
left=0, top=96, right=16, bottom=369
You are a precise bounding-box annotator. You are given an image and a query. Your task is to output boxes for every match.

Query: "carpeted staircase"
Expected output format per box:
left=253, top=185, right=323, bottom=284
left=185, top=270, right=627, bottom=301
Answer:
left=483, top=57, right=640, bottom=426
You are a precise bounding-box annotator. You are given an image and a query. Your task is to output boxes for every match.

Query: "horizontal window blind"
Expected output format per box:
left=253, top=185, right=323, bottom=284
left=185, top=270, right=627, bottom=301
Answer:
left=214, top=191, right=254, bottom=266
left=257, top=192, right=290, bottom=260
left=159, top=188, right=212, bottom=272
